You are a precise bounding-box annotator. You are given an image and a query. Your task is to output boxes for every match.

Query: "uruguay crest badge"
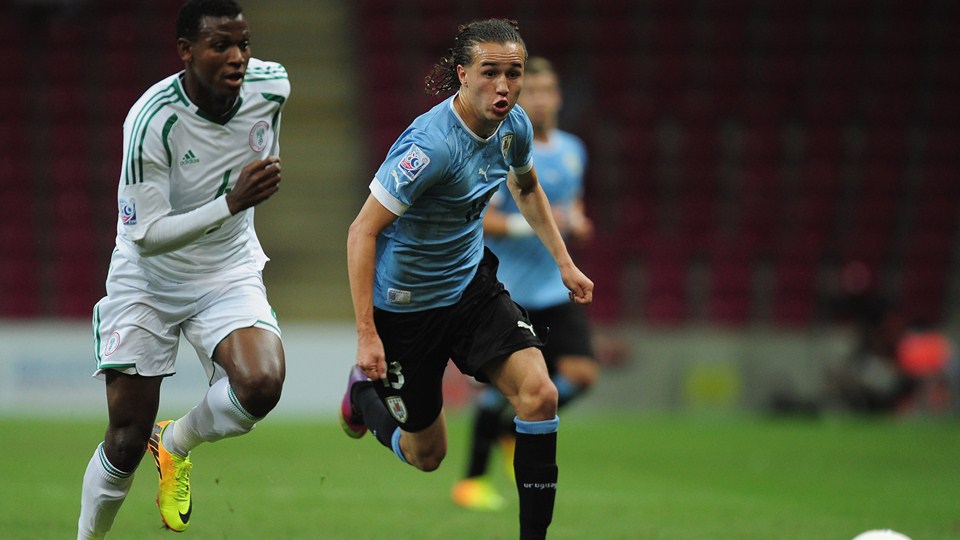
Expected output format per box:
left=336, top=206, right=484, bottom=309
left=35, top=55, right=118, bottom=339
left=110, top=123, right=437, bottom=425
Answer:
left=386, top=396, right=408, bottom=423
left=501, top=133, right=514, bottom=160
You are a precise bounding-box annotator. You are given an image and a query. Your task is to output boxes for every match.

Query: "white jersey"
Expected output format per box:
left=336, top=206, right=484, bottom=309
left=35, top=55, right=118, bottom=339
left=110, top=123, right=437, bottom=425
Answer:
left=114, top=58, right=289, bottom=281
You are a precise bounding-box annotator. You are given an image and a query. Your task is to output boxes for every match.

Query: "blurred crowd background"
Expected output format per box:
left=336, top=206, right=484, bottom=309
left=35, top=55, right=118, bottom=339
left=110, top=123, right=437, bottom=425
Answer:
left=2, top=0, right=959, bottom=413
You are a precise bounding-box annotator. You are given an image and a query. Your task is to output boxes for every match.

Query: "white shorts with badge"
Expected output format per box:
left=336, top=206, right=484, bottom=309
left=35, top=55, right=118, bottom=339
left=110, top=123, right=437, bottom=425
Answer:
left=91, top=249, right=281, bottom=383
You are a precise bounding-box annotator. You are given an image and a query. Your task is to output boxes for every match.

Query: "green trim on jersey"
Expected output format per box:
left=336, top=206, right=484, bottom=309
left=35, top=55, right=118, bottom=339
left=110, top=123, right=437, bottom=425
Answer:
left=171, top=78, right=190, bottom=106
left=262, top=93, right=286, bottom=134
left=161, top=114, right=179, bottom=167
left=195, top=96, right=243, bottom=125
left=125, top=84, right=183, bottom=185
left=245, top=64, right=287, bottom=82
left=261, top=93, right=286, bottom=105
left=244, top=75, right=288, bottom=82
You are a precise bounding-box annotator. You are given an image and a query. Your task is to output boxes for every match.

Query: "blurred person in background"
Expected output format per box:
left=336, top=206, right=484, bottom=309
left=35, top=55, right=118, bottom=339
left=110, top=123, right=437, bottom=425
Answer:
left=452, top=56, right=599, bottom=512
left=78, top=1, right=289, bottom=537
left=341, top=20, right=593, bottom=540
left=824, top=283, right=909, bottom=414
left=776, top=262, right=959, bottom=417
left=896, top=319, right=958, bottom=415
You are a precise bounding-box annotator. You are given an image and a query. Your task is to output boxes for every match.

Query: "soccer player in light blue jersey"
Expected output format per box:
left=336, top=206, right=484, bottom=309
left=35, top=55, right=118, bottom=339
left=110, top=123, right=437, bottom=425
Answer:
left=340, top=20, right=593, bottom=540
left=453, top=56, right=599, bottom=512
left=78, top=2, right=287, bottom=537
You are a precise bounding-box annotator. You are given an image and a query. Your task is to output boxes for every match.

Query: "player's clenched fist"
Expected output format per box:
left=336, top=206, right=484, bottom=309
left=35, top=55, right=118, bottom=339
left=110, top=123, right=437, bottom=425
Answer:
left=226, top=156, right=282, bottom=214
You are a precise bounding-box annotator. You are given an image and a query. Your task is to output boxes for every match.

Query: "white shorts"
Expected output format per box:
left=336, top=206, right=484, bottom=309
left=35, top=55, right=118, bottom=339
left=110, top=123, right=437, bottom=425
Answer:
left=91, top=249, right=282, bottom=382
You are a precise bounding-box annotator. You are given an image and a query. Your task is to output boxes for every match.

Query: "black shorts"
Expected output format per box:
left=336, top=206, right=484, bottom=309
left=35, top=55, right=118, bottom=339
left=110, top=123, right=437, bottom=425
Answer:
left=526, top=302, right=595, bottom=374
left=372, top=248, right=543, bottom=432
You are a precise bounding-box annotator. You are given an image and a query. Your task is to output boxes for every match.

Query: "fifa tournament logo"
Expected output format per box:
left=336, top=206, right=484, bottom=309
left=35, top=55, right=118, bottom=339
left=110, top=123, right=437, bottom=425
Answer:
left=397, top=143, right=430, bottom=182
left=119, top=198, right=137, bottom=226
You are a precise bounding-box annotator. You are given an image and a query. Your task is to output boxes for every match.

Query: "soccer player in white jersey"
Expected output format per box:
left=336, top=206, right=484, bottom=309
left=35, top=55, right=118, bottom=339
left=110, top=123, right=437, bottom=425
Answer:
left=77, top=1, right=289, bottom=537
left=452, top=56, right=600, bottom=511
left=340, top=20, right=593, bottom=540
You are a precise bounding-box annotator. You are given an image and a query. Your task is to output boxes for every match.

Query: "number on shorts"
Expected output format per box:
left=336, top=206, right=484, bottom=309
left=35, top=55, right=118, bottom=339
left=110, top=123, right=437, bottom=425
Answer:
left=383, top=361, right=405, bottom=390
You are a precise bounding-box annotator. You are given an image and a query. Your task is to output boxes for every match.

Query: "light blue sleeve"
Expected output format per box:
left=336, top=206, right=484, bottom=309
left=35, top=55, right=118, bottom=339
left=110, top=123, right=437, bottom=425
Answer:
left=572, top=133, right=588, bottom=196
left=509, top=106, right=534, bottom=174
left=370, top=129, right=450, bottom=215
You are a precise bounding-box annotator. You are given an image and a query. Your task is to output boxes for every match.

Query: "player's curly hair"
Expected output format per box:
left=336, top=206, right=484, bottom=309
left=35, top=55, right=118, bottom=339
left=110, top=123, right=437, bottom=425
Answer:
left=176, top=0, right=244, bottom=41
left=424, top=18, right=527, bottom=96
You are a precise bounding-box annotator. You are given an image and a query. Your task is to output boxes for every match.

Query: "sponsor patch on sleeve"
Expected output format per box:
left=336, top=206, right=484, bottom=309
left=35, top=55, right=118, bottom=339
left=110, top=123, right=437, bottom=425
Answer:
left=119, top=198, right=137, bottom=225
left=397, top=143, right=430, bottom=182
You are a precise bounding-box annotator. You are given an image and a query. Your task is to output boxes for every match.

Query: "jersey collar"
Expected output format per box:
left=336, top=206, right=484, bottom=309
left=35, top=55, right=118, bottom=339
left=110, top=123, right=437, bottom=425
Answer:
left=174, top=75, right=244, bottom=126
left=449, top=93, right=502, bottom=144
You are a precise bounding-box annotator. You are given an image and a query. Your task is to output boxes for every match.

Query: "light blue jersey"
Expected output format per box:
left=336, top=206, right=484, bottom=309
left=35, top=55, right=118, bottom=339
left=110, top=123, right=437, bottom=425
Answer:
left=485, top=129, right=586, bottom=309
left=369, top=95, right=534, bottom=312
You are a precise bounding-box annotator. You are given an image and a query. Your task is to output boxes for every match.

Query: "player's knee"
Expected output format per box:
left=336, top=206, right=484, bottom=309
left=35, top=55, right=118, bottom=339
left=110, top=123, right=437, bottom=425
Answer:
left=519, top=376, right=558, bottom=421
left=232, top=369, right=284, bottom=417
left=404, top=435, right=447, bottom=472
left=104, top=424, right=151, bottom=471
left=410, top=446, right=447, bottom=472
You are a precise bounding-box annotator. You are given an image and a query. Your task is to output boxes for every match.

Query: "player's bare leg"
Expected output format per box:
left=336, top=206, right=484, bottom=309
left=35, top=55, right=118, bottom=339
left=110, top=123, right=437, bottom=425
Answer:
left=78, top=373, right=162, bottom=539
left=151, top=328, right=284, bottom=531
left=486, top=347, right=559, bottom=540
left=340, top=365, right=448, bottom=471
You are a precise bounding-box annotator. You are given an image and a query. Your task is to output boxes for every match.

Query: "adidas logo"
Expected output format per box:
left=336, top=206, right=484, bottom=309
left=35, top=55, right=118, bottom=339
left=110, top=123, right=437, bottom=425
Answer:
left=180, top=150, right=200, bottom=166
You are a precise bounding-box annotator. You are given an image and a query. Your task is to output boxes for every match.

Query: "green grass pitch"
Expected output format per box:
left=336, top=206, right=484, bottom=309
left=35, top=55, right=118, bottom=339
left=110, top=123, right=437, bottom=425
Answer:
left=2, top=411, right=958, bottom=539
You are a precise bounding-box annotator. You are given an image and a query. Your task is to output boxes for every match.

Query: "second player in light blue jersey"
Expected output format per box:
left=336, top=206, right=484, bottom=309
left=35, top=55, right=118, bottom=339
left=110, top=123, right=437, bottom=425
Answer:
left=368, top=91, right=534, bottom=311
left=341, top=20, right=593, bottom=540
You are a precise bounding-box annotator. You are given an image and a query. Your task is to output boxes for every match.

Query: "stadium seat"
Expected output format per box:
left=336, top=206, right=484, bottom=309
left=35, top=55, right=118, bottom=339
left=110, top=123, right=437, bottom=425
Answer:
left=578, top=239, right=623, bottom=322
left=102, top=12, right=138, bottom=48
left=802, top=90, right=858, bottom=128
left=707, top=239, right=755, bottom=325
left=48, top=84, right=86, bottom=123
left=740, top=126, right=783, bottom=165
left=594, top=16, right=634, bottom=52
left=899, top=263, right=949, bottom=322
left=0, top=257, right=41, bottom=317
left=922, top=129, right=960, bottom=164
left=861, top=90, right=914, bottom=128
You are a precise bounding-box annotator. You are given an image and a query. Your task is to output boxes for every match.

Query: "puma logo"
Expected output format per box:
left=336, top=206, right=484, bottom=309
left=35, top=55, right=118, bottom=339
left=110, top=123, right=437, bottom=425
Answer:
left=517, top=320, right=536, bottom=336
left=478, top=164, right=491, bottom=182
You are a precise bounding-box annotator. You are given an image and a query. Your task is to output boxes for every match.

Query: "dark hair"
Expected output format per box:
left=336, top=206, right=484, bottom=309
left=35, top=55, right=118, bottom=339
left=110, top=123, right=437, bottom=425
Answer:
left=525, top=56, right=555, bottom=77
left=176, top=0, right=244, bottom=41
left=424, top=18, right=527, bottom=96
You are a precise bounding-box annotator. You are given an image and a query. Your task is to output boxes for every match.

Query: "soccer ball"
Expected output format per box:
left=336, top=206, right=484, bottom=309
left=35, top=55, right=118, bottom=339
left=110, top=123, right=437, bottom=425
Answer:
left=851, top=530, right=911, bottom=540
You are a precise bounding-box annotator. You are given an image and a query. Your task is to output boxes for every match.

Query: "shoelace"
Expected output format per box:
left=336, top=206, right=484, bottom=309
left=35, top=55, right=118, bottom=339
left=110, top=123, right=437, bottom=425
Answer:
left=173, top=458, right=193, bottom=501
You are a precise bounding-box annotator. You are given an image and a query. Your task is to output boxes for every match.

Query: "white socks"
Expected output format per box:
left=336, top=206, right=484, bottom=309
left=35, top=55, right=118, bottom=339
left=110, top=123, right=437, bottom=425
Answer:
left=77, top=379, right=258, bottom=538
left=77, top=443, right=134, bottom=540
left=164, top=377, right=259, bottom=456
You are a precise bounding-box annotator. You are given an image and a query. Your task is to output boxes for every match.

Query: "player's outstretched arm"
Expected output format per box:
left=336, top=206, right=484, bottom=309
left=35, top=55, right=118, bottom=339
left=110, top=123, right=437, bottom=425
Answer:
left=508, top=167, right=593, bottom=304
left=347, top=194, right=399, bottom=380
